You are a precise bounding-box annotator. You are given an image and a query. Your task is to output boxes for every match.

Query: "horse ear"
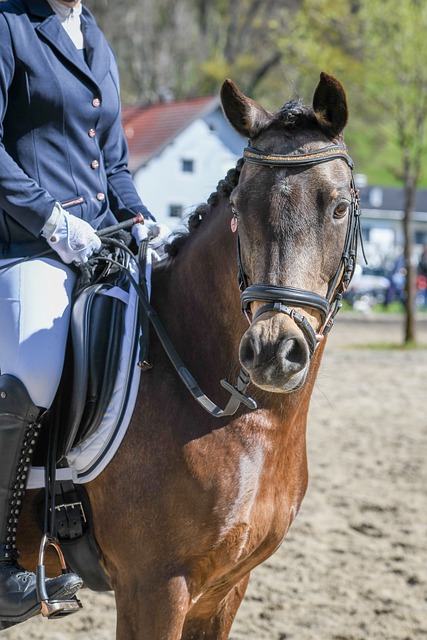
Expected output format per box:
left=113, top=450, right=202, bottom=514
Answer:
left=220, top=78, right=272, bottom=138
left=312, top=72, right=348, bottom=139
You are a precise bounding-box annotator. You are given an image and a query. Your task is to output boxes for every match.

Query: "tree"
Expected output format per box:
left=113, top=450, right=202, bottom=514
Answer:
left=86, top=0, right=304, bottom=102
left=358, top=0, right=427, bottom=343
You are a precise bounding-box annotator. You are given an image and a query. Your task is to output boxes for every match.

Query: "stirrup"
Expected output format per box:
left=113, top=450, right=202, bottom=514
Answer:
left=36, top=534, right=82, bottom=619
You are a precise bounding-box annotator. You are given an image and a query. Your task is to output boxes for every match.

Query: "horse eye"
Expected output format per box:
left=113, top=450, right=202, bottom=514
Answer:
left=334, top=202, right=349, bottom=218
left=231, top=205, right=238, bottom=217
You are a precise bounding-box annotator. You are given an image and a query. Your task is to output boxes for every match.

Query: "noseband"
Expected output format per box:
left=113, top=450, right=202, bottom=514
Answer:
left=237, top=143, right=364, bottom=356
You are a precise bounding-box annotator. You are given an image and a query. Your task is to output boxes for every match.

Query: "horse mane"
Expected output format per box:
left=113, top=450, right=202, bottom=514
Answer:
left=166, top=158, right=244, bottom=258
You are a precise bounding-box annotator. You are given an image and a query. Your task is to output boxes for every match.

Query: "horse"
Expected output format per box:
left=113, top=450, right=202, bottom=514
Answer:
left=18, top=72, right=360, bottom=639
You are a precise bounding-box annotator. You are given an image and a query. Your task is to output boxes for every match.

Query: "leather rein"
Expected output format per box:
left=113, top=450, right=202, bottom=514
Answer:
left=237, top=143, right=365, bottom=355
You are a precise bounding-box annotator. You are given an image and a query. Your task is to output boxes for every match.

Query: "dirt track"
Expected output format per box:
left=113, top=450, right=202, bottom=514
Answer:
left=3, top=314, right=427, bottom=640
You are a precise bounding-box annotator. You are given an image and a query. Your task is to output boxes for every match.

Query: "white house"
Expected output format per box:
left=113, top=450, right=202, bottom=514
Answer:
left=122, top=96, right=245, bottom=228
left=357, top=183, right=427, bottom=267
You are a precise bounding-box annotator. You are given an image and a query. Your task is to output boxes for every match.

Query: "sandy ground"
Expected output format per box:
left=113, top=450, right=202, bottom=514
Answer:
left=3, top=314, right=427, bottom=640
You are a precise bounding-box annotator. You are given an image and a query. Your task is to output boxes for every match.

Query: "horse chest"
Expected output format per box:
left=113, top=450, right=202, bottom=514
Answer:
left=206, top=443, right=305, bottom=563
left=186, top=452, right=302, bottom=605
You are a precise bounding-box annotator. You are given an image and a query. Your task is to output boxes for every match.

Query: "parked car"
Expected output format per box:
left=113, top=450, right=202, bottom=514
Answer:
left=345, top=265, right=390, bottom=308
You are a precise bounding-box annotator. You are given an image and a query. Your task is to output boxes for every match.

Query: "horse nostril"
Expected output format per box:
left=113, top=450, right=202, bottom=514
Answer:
left=239, top=335, right=259, bottom=369
left=276, top=337, right=308, bottom=372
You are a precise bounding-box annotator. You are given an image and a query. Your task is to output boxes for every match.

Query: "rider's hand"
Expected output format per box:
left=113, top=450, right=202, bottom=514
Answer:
left=131, top=222, right=149, bottom=246
left=149, top=223, right=171, bottom=258
left=132, top=219, right=170, bottom=249
left=42, top=204, right=102, bottom=264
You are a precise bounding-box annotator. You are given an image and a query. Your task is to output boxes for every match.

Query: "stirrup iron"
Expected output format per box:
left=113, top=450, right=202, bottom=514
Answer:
left=36, top=535, right=82, bottom=618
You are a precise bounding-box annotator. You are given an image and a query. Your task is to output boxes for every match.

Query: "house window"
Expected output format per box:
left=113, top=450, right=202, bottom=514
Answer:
left=169, top=204, right=183, bottom=218
left=181, top=159, right=194, bottom=173
left=415, top=231, right=427, bottom=245
left=361, top=226, right=370, bottom=242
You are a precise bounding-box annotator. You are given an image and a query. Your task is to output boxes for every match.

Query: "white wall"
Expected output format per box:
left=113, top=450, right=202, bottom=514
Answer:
left=133, top=119, right=240, bottom=229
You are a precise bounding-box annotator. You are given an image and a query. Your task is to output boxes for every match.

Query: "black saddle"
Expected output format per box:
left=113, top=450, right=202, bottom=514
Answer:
left=61, top=268, right=130, bottom=456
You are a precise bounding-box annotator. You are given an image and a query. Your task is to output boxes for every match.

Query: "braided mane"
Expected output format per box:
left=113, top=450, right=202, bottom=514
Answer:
left=166, top=158, right=244, bottom=258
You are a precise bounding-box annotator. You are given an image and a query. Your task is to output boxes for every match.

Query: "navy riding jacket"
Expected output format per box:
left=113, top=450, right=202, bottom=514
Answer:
left=0, top=0, right=150, bottom=258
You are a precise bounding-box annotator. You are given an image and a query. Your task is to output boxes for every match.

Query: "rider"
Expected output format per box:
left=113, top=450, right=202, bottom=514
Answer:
left=0, top=0, right=152, bottom=625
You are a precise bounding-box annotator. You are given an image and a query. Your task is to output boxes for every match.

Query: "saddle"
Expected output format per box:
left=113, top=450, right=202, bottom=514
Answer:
left=61, top=268, right=130, bottom=455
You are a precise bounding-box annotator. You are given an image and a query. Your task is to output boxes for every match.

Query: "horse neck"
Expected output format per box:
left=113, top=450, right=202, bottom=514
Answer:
left=151, top=198, right=245, bottom=381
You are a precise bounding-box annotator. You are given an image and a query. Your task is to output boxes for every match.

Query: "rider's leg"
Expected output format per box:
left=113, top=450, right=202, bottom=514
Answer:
left=0, top=257, right=77, bottom=408
left=0, top=374, right=82, bottom=623
left=0, top=257, right=82, bottom=623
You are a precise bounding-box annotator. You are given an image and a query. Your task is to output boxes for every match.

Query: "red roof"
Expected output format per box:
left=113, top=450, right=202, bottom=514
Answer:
left=122, top=96, right=219, bottom=171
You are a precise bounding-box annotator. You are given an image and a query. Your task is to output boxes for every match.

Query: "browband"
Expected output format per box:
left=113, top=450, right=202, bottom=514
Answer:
left=243, top=144, right=354, bottom=169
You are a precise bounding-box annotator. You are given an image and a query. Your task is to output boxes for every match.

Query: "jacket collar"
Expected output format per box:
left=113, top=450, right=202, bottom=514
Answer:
left=24, top=0, right=110, bottom=92
left=23, top=0, right=53, bottom=18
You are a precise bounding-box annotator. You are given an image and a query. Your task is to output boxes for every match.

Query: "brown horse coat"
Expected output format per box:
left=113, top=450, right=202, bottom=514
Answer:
left=19, top=72, right=355, bottom=639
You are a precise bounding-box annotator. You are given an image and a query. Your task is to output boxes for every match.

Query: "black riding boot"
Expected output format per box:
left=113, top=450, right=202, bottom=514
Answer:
left=0, top=374, right=83, bottom=625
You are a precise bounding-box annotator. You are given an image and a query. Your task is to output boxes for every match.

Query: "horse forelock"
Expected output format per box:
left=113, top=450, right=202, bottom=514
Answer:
left=276, top=99, right=316, bottom=128
left=165, top=158, right=244, bottom=258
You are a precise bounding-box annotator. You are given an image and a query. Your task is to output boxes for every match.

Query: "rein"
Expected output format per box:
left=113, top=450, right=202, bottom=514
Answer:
left=0, top=220, right=257, bottom=417
left=237, top=143, right=365, bottom=354
left=76, top=234, right=258, bottom=419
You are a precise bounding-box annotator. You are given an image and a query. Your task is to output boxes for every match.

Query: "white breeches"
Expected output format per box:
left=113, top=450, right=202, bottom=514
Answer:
left=0, top=257, right=76, bottom=408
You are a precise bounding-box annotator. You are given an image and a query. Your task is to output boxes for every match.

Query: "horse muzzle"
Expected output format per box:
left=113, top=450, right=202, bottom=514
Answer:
left=239, top=312, right=312, bottom=393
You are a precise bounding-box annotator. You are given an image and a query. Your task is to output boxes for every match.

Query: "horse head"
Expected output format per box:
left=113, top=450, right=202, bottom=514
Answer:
left=221, top=73, right=360, bottom=393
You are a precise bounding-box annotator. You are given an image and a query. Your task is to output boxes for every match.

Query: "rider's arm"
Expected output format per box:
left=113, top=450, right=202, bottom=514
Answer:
left=0, top=15, right=57, bottom=237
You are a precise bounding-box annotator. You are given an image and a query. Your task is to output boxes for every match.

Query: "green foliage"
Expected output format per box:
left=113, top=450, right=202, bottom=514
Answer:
left=357, top=0, right=427, bottom=186
left=86, top=0, right=427, bottom=189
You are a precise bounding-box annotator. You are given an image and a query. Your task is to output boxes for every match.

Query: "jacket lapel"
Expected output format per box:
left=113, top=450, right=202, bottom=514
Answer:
left=25, top=0, right=109, bottom=94
left=80, top=8, right=111, bottom=86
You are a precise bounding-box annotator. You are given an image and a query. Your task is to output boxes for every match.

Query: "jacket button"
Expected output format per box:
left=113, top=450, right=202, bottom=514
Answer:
left=91, top=160, right=100, bottom=169
left=92, top=98, right=101, bottom=108
left=88, top=129, right=96, bottom=138
left=96, top=192, right=105, bottom=201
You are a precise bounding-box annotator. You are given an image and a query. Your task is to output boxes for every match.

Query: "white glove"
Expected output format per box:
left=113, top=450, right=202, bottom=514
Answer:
left=132, top=220, right=171, bottom=250
left=42, top=204, right=102, bottom=264
left=149, top=223, right=171, bottom=259
left=131, top=222, right=149, bottom=246
left=149, top=223, right=171, bottom=243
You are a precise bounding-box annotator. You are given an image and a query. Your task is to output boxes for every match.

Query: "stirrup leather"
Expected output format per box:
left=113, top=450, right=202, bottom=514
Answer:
left=36, top=535, right=82, bottom=618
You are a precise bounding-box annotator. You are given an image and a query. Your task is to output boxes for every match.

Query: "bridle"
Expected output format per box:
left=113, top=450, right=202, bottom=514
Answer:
left=236, top=142, right=365, bottom=356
